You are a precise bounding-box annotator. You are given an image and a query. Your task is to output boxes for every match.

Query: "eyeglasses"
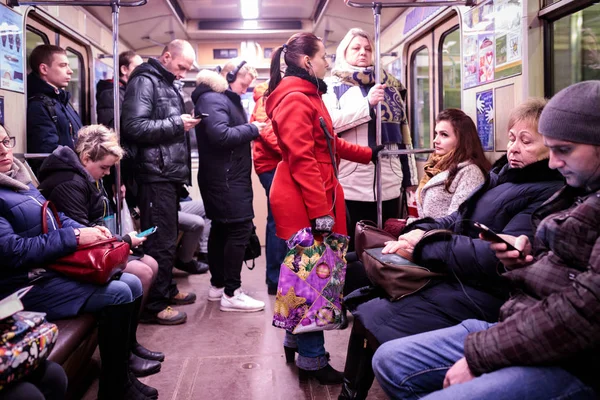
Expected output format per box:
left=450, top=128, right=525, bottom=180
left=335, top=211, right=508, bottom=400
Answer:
left=0, top=137, right=16, bottom=149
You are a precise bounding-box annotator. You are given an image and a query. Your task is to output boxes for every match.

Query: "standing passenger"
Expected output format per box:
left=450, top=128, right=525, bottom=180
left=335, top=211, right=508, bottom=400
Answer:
left=265, top=32, right=381, bottom=384
left=121, top=39, right=200, bottom=325
left=323, top=28, right=417, bottom=248
left=192, top=61, right=266, bottom=312
left=27, top=45, right=83, bottom=171
left=250, top=80, right=287, bottom=295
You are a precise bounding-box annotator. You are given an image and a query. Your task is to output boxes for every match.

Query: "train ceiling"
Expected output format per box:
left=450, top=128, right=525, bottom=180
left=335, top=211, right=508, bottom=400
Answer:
left=84, top=0, right=405, bottom=52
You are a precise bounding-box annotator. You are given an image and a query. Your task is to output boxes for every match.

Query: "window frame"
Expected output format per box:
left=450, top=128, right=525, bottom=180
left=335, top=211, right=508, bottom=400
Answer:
left=437, top=25, right=461, bottom=111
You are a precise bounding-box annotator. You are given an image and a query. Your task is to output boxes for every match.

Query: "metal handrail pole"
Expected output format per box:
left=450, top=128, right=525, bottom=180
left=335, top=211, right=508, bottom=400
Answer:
left=345, top=0, right=475, bottom=8
left=112, top=0, right=122, bottom=235
left=381, top=148, right=435, bottom=156
left=23, top=153, right=51, bottom=159
left=373, top=3, right=384, bottom=228
left=8, top=0, right=146, bottom=7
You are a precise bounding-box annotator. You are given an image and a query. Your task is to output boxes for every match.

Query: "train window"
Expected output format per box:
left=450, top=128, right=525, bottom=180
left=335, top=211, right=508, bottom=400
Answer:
left=411, top=46, right=431, bottom=157
left=25, top=27, right=49, bottom=74
left=439, top=28, right=461, bottom=109
left=549, top=2, right=600, bottom=94
left=65, top=47, right=84, bottom=118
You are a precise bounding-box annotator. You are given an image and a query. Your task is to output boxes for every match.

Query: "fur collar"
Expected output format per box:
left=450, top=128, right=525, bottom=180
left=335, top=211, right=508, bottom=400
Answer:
left=195, top=69, right=228, bottom=94
left=0, top=158, right=31, bottom=191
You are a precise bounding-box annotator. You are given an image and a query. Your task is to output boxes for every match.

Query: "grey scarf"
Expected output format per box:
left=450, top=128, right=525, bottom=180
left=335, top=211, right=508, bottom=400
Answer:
left=0, top=158, right=32, bottom=191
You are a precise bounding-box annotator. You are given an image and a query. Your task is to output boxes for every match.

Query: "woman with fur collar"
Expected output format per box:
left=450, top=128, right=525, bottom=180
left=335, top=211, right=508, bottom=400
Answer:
left=323, top=28, right=418, bottom=249
left=192, top=62, right=266, bottom=313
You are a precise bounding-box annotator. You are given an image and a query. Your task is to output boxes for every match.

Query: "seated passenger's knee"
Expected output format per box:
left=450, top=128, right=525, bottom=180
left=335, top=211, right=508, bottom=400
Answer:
left=116, top=272, right=143, bottom=300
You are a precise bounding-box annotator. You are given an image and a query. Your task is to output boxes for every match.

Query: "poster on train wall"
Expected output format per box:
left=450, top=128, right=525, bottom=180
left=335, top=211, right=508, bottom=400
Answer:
left=462, top=0, right=522, bottom=89
left=476, top=89, right=494, bottom=151
left=0, top=6, right=24, bottom=93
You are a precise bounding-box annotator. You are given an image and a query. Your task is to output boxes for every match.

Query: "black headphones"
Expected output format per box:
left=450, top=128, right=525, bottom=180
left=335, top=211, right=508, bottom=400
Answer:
left=226, top=60, right=247, bottom=83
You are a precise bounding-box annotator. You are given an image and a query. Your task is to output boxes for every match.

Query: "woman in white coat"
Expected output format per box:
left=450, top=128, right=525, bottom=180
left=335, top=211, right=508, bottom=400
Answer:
left=324, top=28, right=418, bottom=249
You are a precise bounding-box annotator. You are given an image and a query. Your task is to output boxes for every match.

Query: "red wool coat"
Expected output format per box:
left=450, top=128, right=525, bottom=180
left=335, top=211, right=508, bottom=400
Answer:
left=250, top=81, right=282, bottom=175
left=265, top=76, right=372, bottom=240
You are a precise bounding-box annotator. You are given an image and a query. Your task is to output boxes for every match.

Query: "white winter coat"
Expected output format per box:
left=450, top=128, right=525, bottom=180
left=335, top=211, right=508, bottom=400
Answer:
left=323, top=78, right=410, bottom=202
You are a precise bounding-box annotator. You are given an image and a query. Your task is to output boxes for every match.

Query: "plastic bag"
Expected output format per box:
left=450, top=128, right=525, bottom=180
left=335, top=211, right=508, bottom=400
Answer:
left=121, top=198, right=135, bottom=235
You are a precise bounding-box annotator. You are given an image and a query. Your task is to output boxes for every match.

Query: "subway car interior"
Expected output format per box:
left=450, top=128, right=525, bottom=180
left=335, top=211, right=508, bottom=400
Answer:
left=0, top=0, right=598, bottom=399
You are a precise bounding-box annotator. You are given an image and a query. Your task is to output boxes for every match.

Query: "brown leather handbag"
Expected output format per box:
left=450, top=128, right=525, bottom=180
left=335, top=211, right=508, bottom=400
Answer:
left=355, top=220, right=446, bottom=301
left=42, top=201, right=129, bottom=284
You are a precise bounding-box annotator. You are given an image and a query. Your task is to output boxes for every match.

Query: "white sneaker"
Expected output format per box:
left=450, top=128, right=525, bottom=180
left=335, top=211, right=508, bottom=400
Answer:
left=220, top=289, right=265, bottom=312
left=208, top=285, right=224, bottom=302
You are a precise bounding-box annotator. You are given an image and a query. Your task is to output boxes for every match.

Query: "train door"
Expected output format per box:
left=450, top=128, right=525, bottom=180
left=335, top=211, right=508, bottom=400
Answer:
left=406, top=14, right=460, bottom=169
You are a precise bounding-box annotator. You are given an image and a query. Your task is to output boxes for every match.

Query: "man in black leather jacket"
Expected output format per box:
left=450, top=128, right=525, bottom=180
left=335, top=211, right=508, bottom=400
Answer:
left=121, top=39, right=200, bottom=325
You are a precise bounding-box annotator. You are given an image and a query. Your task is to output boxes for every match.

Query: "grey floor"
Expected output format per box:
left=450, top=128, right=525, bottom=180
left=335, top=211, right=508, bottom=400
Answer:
left=82, top=252, right=387, bottom=400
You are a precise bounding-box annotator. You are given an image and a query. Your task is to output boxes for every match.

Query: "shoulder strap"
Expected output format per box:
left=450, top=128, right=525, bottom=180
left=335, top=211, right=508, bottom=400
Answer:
left=41, top=200, right=63, bottom=234
left=29, top=95, right=59, bottom=127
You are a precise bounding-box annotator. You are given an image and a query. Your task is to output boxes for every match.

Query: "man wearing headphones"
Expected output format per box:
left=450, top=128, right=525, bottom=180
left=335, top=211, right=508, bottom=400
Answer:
left=192, top=60, right=267, bottom=312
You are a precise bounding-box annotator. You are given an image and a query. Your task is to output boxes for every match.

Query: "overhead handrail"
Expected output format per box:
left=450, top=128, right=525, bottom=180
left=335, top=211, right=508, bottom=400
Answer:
left=345, top=0, right=474, bottom=227
left=10, top=0, right=148, bottom=234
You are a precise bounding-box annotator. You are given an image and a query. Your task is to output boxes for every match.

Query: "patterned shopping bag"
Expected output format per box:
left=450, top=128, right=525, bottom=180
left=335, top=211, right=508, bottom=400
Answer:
left=272, top=228, right=349, bottom=334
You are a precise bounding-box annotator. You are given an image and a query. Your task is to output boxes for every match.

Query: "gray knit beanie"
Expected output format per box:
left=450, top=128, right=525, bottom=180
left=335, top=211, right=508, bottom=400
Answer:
left=539, top=80, right=600, bottom=145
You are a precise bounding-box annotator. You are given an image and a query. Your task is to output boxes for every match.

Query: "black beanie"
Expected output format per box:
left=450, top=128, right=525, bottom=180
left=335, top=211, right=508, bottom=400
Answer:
left=539, top=80, right=600, bottom=145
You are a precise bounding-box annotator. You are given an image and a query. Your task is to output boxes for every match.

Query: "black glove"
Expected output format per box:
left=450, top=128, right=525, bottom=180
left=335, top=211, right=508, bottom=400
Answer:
left=178, top=185, right=190, bottom=200
left=311, top=215, right=334, bottom=235
left=370, top=144, right=385, bottom=163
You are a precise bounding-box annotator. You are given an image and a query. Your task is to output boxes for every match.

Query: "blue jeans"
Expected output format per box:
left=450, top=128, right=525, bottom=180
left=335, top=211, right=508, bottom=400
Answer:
left=258, top=169, right=288, bottom=289
left=81, top=272, right=143, bottom=314
left=372, top=319, right=596, bottom=400
left=285, top=331, right=327, bottom=370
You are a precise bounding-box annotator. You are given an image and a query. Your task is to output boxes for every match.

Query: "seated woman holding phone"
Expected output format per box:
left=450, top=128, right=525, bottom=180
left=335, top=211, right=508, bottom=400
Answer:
left=338, top=98, right=565, bottom=399
left=0, top=123, right=159, bottom=399
left=37, top=125, right=164, bottom=379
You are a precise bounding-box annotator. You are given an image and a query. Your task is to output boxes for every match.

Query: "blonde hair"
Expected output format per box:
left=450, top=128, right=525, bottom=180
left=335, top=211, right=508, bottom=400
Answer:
left=333, top=28, right=374, bottom=73
left=508, top=98, right=548, bottom=131
left=75, top=124, right=124, bottom=162
left=221, top=60, right=258, bottom=80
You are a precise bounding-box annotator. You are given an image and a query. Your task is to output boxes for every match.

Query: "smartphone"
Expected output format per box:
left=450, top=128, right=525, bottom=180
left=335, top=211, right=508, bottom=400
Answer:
left=136, top=226, right=157, bottom=238
left=193, top=113, right=209, bottom=119
left=473, top=222, right=524, bottom=258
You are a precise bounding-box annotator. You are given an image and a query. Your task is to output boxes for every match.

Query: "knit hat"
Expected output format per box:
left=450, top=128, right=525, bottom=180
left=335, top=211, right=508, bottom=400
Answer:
left=538, top=80, right=600, bottom=145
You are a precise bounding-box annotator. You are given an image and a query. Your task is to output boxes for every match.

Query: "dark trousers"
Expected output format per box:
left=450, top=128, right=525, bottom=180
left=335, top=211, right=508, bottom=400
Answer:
left=346, top=197, right=400, bottom=252
left=258, top=169, right=288, bottom=290
left=208, top=220, right=253, bottom=297
left=0, top=361, right=67, bottom=400
left=138, top=181, right=179, bottom=313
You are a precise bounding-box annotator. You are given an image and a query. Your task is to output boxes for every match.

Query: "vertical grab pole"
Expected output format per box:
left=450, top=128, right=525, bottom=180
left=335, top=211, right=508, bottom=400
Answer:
left=112, top=0, right=122, bottom=235
left=374, top=3, right=383, bottom=228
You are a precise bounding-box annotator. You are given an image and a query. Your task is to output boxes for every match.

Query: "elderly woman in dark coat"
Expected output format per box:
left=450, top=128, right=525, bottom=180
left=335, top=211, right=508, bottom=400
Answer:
left=338, top=98, right=565, bottom=399
left=0, top=123, right=158, bottom=400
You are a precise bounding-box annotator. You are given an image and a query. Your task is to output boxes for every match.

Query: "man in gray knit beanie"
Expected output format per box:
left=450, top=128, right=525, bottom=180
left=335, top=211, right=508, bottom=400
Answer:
left=539, top=80, right=600, bottom=189
left=369, top=80, right=600, bottom=400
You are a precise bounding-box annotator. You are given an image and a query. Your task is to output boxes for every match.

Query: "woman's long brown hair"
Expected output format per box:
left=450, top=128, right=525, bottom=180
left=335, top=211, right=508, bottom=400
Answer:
left=433, top=108, right=491, bottom=192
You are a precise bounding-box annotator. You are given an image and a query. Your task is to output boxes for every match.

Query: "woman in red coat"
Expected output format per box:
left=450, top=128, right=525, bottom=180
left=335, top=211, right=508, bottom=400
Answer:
left=265, top=32, right=379, bottom=384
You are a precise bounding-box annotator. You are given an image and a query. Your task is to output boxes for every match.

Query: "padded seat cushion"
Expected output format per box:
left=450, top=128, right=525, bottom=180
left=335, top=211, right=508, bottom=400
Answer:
left=49, top=315, right=97, bottom=365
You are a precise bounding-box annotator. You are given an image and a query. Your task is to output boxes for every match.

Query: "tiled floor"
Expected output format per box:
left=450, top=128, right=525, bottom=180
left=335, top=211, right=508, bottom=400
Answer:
left=82, top=253, right=387, bottom=400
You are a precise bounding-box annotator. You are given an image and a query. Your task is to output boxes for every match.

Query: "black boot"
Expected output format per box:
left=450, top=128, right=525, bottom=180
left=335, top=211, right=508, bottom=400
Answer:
left=338, top=321, right=375, bottom=400
left=131, top=296, right=165, bottom=362
left=129, top=371, right=158, bottom=399
left=97, top=301, right=156, bottom=400
left=299, top=364, right=344, bottom=385
left=129, top=353, right=162, bottom=377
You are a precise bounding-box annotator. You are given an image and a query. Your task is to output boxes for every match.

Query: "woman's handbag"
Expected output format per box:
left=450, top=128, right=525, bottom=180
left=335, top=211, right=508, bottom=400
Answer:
left=0, top=311, right=59, bottom=390
left=354, top=220, right=446, bottom=301
left=41, top=201, right=129, bottom=284
left=273, top=228, right=349, bottom=334
left=243, top=225, right=261, bottom=270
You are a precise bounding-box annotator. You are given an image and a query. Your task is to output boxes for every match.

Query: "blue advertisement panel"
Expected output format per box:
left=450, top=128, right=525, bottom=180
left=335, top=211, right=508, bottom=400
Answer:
left=0, top=5, right=23, bottom=93
left=476, top=89, right=494, bottom=151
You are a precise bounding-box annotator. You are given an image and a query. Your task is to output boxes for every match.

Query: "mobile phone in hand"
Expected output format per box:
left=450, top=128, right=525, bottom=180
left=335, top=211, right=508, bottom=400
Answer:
left=136, top=226, right=157, bottom=238
left=193, top=113, right=209, bottom=119
left=473, top=222, right=524, bottom=258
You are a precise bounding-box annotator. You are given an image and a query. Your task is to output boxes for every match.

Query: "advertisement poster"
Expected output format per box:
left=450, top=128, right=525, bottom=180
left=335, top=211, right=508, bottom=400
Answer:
left=0, top=96, right=4, bottom=125
left=94, top=58, right=113, bottom=91
left=0, top=5, right=23, bottom=93
left=462, top=0, right=522, bottom=89
left=476, top=90, right=494, bottom=151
